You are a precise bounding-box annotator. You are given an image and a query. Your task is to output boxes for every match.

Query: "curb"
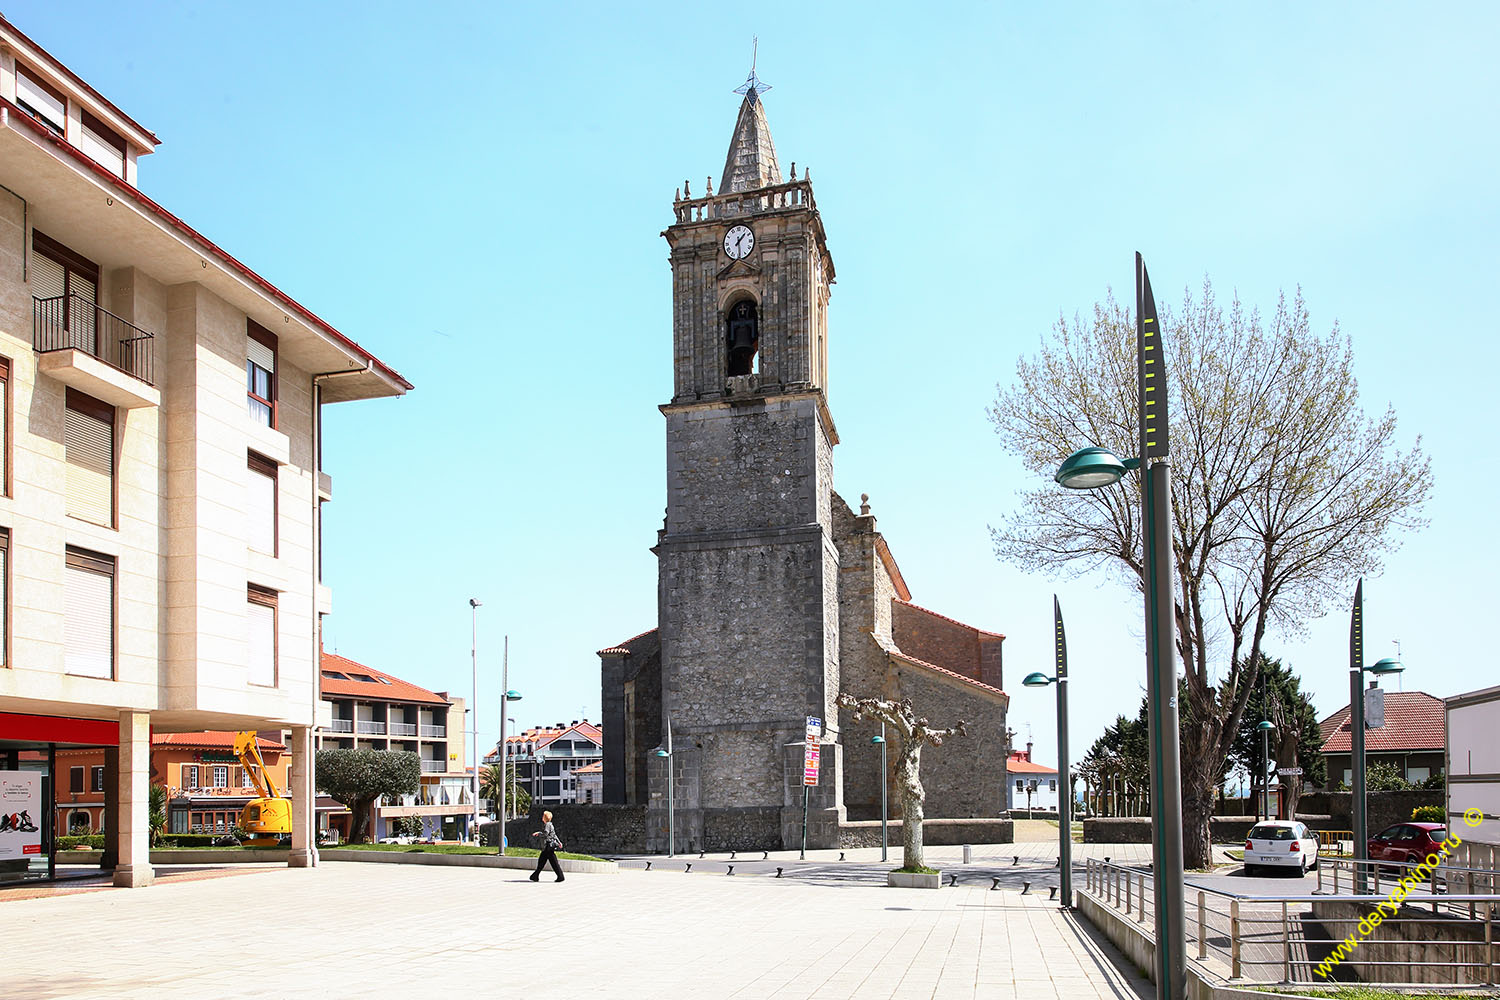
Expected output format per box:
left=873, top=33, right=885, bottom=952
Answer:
left=319, top=849, right=618, bottom=874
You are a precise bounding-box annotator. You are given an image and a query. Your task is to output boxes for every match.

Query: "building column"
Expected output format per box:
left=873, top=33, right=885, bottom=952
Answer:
left=113, top=711, right=153, bottom=888
left=288, top=725, right=317, bottom=868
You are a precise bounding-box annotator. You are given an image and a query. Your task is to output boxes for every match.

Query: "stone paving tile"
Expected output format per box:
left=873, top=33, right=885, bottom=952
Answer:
left=1, top=858, right=1154, bottom=1000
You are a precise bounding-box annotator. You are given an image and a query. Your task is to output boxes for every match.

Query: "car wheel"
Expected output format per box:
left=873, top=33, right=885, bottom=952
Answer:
left=1298, top=856, right=1308, bottom=877
left=1310, top=855, right=1319, bottom=871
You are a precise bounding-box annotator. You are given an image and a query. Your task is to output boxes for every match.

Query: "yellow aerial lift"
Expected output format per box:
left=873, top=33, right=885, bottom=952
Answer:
left=233, top=731, right=291, bottom=846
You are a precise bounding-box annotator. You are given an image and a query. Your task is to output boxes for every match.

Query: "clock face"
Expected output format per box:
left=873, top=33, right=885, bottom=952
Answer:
left=723, top=225, right=754, bottom=260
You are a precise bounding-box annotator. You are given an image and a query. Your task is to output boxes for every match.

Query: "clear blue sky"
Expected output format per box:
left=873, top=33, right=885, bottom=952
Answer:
left=13, top=2, right=1496, bottom=775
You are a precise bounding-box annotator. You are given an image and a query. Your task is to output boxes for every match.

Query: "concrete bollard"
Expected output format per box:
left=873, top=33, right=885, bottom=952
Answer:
left=729, top=851, right=736, bottom=860
left=1049, top=886, right=1058, bottom=900
left=838, top=851, right=846, bottom=861
left=991, top=876, right=1002, bottom=890
left=948, top=873, right=959, bottom=887
left=776, top=867, right=784, bottom=878
left=1021, top=880, right=1031, bottom=895
left=645, top=861, right=652, bottom=871
left=1012, top=856, right=1020, bottom=866
left=684, top=863, right=692, bottom=873
left=963, top=845, right=973, bottom=864
left=727, top=865, right=735, bottom=875
left=762, top=851, right=769, bottom=860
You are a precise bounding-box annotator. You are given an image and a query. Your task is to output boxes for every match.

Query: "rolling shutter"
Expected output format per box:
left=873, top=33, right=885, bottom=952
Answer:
left=15, top=69, right=65, bottom=133
left=33, top=252, right=66, bottom=299
left=80, top=111, right=126, bottom=178
left=64, top=550, right=114, bottom=679
left=65, top=394, right=114, bottom=527
left=247, top=453, right=277, bottom=554
left=248, top=591, right=276, bottom=686
left=248, top=336, right=275, bottom=374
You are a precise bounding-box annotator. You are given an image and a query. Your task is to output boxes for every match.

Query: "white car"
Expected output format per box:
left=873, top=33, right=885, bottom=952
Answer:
left=1244, top=821, right=1320, bottom=876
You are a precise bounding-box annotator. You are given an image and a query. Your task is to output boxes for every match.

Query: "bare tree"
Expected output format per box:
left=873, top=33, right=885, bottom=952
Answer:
left=989, top=282, right=1431, bottom=867
left=837, top=693, right=967, bottom=870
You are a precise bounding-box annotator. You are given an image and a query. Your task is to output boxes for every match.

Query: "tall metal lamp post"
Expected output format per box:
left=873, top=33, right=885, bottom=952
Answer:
left=496, top=683, right=521, bottom=855
left=871, top=725, right=888, bottom=863
left=507, top=716, right=518, bottom=828
left=1022, top=595, right=1072, bottom=907
left=1256, top=720, right=1275, bottom=820
left=652, top=714, right=675, bottom=857
left=1053, top=253, right=1185, bottom=1000
left=469, top=599, right=482, bottom=845
left=1349, top=578, right=1405, bottom=892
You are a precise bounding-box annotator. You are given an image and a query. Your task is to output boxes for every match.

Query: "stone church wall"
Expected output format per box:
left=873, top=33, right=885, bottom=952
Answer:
left=892, top=663, right=1009, bottom=819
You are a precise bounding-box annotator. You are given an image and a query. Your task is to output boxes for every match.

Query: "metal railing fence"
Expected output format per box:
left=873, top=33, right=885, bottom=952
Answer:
left=33, top=294, right=155, bottom=385
left=1082, top=857, right=1500, bottom=986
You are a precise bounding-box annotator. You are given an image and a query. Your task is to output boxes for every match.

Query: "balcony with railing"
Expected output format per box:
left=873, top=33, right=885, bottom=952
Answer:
left=33, top=294, right=159, bottom=408
left=419, top=724, right=446, bottom=738
left=672, top=178, right=817, bottom=225
left=356, top=720, right=387, bottom=735
left=327, top=719, right=354, bottom=734
left=420, top=759, right=446, bottom=773
left=389, top=722, right=417, bottom=737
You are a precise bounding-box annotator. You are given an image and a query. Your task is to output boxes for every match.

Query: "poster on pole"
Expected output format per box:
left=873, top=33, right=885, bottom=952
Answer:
left=804, top=716, right=822, bottom=786
left=1365, top=686, right=1385, bottom=729
left=0, top=771, right=43, bottom=861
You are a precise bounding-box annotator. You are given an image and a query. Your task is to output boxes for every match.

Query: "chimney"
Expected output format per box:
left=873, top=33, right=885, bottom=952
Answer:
left=1026, top=741, right=1033, bottom=762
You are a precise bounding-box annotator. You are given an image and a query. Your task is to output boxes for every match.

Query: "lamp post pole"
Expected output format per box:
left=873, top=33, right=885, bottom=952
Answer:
left=469, top=598, right=481, bottom=846
left=1259, top=721, right=1275, bottom=820
left=508, top=716, right=517, bottom=831
left=498, top=636, right=509, bottom=856
left=666, top=714, right=675, bottom=857
left=873, top=725, right=888, bottom=863
left=1350, top=580, right=1368, bottom=892
left=1055, top=596, right=1072, bottom=908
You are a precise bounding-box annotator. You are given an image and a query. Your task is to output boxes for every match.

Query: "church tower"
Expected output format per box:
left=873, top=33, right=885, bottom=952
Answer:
left=650, top=73, right=844, bottom=851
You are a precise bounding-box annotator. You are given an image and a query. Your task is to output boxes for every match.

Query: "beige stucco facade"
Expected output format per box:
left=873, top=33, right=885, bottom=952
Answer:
left=0, top=14, right=409, bottom=885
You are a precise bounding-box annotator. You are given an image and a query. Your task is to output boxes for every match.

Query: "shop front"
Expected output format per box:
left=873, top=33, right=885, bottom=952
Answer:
left=0, top=712, right=120, bottom=886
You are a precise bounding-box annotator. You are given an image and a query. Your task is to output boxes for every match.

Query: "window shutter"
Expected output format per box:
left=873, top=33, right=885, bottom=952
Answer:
left=248, top=597, right=276, bottom=686
left=64, top=559, right=113, bottom=678
left=0, top=537, right=7, bottom=667
left=247, top=455, right=276, bottom=554
left=65, top=403, right=114, bottom=526
left=33, top=252, right=66, bottom=299
left=79, top=112, right=126, bottom=177
left=16, top=70, right=66, bottom=133
left=248, top=336, right=276, bottom=373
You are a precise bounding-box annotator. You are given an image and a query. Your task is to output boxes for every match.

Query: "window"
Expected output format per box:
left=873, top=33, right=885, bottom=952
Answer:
left=1, top=356, right=11, bottom=497
left=247, top=452, right=278, bottom=555
left=64, top=389, right=115, bottom=527
left=213, top=766, right=228, bottom=788
left=79, top=109, right=126, bottom=178
left=0, top=527, right=8, bottom=667
left=64, top=547, right=114, bottom=678
left=241, top=767, right=254, bottom=789
left=33, top=232, right=99, bottom=355
left=91, top=766, right=105, bottom=792
left=15, top=65, right=66, bottom=136
left=182, top=765, right=199, bottom=790
left=1408, top=766, right=1430, bottom=783
left=247, top=322, right=277, bottom=427
left=1015, top=779, right=1023, bottom=791
left=69, top=766, right=84, bottom=794
left=248, top=586, right=277, bottom=686
left=1050, top=780, right=1057, bottom=792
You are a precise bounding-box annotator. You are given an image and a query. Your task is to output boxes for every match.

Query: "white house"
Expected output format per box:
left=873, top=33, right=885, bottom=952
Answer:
left=1005, top=747, right=1060, bottom=815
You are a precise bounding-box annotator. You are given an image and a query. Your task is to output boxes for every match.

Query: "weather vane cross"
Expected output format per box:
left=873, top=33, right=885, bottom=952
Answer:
left=733, top=36, right=771, bottom=100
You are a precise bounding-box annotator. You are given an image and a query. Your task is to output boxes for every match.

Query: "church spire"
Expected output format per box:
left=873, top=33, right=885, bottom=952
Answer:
left=720, top=50, right=783, bottom=194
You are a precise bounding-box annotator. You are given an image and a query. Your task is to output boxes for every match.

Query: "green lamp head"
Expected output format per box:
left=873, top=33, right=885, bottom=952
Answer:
left=1257, top=720, right=1275, bottom=731
left=653, top=748, right=669, bottom=758
left=870, top=735, right=885, bottom=745
left=1022, top=672, right=1055, bottom=688
left=505, top=690, right=522, bottom=700
left=1370, top=657, right=1404, bottom=675
left=1054, top=447, right=1136, bottom=490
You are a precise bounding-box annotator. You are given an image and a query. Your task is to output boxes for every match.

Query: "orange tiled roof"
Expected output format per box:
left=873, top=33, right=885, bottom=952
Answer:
left=574, top=761, right=604, bottom=774
left=153, top=731, right=285, bottom=751
left=896, top=600, right=1006, bottom=640
left=506, top=721, right=603, bottom=749
left=320, top=650, right=450, bottom=706
left=1007, top=753, right=1056, bottom=774
left=598, top=628, right=657, bottom=656
left=887, top=644, right=1007, bottom=701
left=1319, top=691, right=1445, bottom=753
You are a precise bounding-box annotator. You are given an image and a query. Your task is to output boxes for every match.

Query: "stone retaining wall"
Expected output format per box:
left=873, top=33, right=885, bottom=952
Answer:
left=1084, top=817, right=1265, bottom=844
left=497, top=804, right=646, bottom=856
left=839, top=818, right=1013, bottom=848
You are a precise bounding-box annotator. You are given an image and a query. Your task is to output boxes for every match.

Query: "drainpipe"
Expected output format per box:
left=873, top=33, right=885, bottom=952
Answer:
left=308, top=361, right=372, bottom=858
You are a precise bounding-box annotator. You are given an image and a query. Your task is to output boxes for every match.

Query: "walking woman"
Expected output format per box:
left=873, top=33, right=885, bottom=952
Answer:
left=530, top=810, right=565, bottom=882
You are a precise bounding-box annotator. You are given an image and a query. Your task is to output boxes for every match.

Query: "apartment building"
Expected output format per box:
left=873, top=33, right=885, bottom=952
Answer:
left=490, top=720, right=602, bottom=807
left=316, top=650, right=473, bottom=841
left=0, top=15, right=410, bottom=887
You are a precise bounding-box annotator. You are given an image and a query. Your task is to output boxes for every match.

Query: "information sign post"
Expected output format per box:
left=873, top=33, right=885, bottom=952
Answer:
left=801, top=716, right=821, bottom=860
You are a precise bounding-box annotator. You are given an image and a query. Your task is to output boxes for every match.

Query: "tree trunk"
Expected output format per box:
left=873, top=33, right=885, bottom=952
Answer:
left=897, top=744, right=925, bottom=869
left=350, top=797, right=374, bottom=843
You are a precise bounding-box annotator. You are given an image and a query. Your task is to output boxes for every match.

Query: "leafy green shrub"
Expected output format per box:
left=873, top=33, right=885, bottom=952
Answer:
left=160, top=834, right=222, bottom=847
left=1419, top=772, right=1446, bottom=790
left=1411, top=805, right=1445, bottom=822
left=1366, top=762, right=1414, bottom=791
left=56, top=834, right=105, bottom=850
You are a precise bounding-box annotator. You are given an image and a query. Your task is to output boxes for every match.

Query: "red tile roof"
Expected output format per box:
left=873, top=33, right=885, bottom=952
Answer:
left=1007, top=752, right=1056, bottom=774
left=574, top=761, right=604, bottom=774
left=153, top=731, right=285, bottom=751
left=886, top=644, right=1008, bottom=702
left=505, top=721, right=603, bottom=749
left=598, top=628, right=658, bottom=656
left=896, top=601, right=1006, bottom=639
left=320, top=651, right=450, bottom=706
left=1319, top=691, right=1446, bottom=753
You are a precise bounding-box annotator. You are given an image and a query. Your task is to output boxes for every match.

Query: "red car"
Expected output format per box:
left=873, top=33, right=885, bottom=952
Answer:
left=1367, top=822, right=1447, bottom=866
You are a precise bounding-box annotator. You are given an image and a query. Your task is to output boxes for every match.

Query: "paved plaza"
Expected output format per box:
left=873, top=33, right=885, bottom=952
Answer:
left=3, top=844, right=1153, bottom=1000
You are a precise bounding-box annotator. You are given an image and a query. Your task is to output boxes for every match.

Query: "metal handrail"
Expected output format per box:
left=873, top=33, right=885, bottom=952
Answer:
left=33, top=294, right=155, bottom=386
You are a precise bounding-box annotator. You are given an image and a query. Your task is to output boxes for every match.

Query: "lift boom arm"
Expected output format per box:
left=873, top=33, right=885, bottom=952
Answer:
left=233, top=731, right=282, bottom=801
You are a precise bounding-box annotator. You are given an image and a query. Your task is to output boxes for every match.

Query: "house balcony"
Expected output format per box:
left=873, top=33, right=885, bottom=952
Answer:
left=390, top=722, right=417, bottom=737
left=419, top=725, right=446, bottom=738
left=356, top=721, right=386, bottom=735
left=420, top=760, right=446, bottom=773
left=33, top=294, right=159, bottom=408
left=327, top=719, right=354, bottom=734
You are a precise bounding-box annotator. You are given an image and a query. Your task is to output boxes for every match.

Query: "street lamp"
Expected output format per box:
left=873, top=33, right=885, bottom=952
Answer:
left=469, top=599, right=481, bottom=847
left=507, top=716, right=517, bottom=827
left=1349, top=579, right=1405, bottom=892
left=1257, top=721, right=1275, bottom=821
left=652, top=714, right=674, bottom=856
left=871, top=726, right=888, bottom=863
left=497, top=679, right=521, bottom=856
left=1052, top=254, right=1185, bottom=1000
left=1021, top=595, right=1072, bottom=908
